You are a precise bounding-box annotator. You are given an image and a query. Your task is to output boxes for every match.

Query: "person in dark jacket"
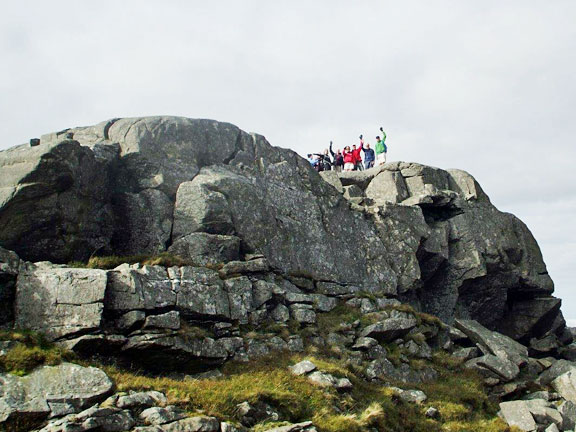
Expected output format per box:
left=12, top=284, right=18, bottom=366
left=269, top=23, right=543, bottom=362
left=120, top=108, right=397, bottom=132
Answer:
left=314, top=150, right=332, bottom=171
left=362, top=143, right=375, bottom=169
left=330, top=141, right=344, bottom=172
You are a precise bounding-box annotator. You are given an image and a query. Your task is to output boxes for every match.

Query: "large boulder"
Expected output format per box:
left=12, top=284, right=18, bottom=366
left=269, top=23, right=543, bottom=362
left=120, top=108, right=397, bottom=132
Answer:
left=15, top=264, right=107, bottom=340
left=105, top=264, right=232, bottom=321
left=552, top=369, right=576, bottom=403
left=360, top=317, right=418, bottom=342
left=333, top=161, right=563, bottom=345
left=0, top=139, right=115, bottom=262
left=0, top=117, right=566, bottom=347
left=498, top=400, right=537, bottom=431
left=172, top=164, right=396, bottom=290
left=455, top=319, right=528, bottom=366
left=0, top=363, right=114, bottom=427
left=168, top=232, right=241, bottom=266
left=465, top=355, right=520, bottom=382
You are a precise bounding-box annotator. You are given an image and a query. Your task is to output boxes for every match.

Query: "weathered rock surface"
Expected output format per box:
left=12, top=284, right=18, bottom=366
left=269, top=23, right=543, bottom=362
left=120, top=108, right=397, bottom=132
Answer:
left=0, top=247, right=20, bottom=326
left=140, top=406, right=187, bottom=425
left=465, top=355, right=520, bottom=382
left=289, top=360, right=317, bottom=376
left=0, top=363, right=113, bottom=425
left=15, top=265, right=107, bottom=339
left=161, top=416, right=220, bottom=432
left=0, top=113, right=570, bottom=410
left=262, top=422, right=317, bottom=432
left=360, top=317, right=418, bottom=342
left=552, top=369, right=576, bottom=403
left=0, top=139, right=115, bottom=263
left=0, top=117, right=564, bottom=349
left=167, top=233, right=241, bottom=266
left=455, top=319, right=529, bottom=365
left=499, top=400, right=537, bottom=431
left=538, top=360, right=576, bottom=386
left=116, top=391, right=168, bottom=409
left=390, top=387, right=428, bottom=404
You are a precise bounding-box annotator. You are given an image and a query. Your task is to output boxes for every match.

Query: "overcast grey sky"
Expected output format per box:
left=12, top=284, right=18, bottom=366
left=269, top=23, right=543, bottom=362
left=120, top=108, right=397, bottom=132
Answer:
left=1, top=1, right=575, bottom=321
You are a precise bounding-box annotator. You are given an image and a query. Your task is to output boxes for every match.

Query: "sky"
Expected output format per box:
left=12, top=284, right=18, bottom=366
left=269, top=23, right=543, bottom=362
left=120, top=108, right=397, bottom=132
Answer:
left=1, top=1, right=575, bottom=321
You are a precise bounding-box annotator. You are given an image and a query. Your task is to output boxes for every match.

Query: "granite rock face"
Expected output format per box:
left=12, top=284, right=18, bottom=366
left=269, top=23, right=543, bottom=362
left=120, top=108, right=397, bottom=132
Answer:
left=344, top=162, right=564, bottom=349
left=15, top=264, right=108, bottom=339
left=0, top=363, right=113, bottom=426
left=0, top=247, right=20, bottom=326
left=0, top=116, right=567, bottom=353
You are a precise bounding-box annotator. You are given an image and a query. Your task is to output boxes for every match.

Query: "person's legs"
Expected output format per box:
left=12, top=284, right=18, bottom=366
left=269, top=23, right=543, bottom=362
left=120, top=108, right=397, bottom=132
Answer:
left=365, top=161, right=374, bottom=170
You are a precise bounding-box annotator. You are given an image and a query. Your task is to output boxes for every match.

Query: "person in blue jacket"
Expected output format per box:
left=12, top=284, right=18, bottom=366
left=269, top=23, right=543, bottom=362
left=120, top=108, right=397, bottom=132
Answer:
left=362, top=143, right=375, bottom=169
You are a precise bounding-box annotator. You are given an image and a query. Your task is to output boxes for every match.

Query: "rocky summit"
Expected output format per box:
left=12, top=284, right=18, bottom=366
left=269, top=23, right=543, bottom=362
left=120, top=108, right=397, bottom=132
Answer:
left=0, top=116, right=575, bottom=432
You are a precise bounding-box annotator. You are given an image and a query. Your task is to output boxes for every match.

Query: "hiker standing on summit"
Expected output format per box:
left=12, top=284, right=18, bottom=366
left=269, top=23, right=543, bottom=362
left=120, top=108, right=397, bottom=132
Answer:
left=375, top=127, right=387, bottom=165
left=330, top=141, right=344, bottom=172
left=352, top=135, right=364, bottom=171
left=342, top=146, right=355, bottom=171
left=362, top=142, right=375, bottom=170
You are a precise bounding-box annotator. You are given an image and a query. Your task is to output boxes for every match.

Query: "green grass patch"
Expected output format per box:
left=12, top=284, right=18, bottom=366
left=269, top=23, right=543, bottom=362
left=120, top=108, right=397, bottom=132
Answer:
left=356, top=291, right=386, bottom=302
left=69, top=252, right=194, bottom=269
left=410, top=351, right=519, bottom=431
left=178, top=322, right=213, bottom=340
left=316, top=304, right=381, bottom=338
left=100, top=349, right=519, bottom=432
left=317, top=304, right=363, bottom=335
left=101, top=349, right=516, bottom=432
left=0, top=330, right=75, bottom=375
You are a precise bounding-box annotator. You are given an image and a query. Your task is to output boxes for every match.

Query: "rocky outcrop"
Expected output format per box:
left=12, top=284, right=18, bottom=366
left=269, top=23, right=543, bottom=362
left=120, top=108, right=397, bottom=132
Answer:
left=0, top=116, right=568, bottom=357
left=0, top=247, right=20, bottom=327
left=0, top=363, right=113, bottom=428
left=4, top=315, right=576, bottom=431
left=15, top=263, right=107, bottom=339
left=338, top=162, right=563, bottom=350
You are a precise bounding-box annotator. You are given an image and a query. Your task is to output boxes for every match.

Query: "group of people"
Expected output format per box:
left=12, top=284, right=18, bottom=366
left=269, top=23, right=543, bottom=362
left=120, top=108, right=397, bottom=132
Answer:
left=307, top=127, right=388, bottom=172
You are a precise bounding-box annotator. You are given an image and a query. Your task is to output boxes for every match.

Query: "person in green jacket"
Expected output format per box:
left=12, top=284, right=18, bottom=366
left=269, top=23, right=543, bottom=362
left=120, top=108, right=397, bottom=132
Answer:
left=375, top=127, right=387, bottom=165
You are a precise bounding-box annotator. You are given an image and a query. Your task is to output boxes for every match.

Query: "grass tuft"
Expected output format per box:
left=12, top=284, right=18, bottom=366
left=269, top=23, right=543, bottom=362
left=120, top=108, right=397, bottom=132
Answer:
left=0, top=330, right=75, bottom=375
left=316, top=304, right=362, bottom=335
left=100, top=349, right=516, bottom=432
left=69, top=253, right=193, bottom=270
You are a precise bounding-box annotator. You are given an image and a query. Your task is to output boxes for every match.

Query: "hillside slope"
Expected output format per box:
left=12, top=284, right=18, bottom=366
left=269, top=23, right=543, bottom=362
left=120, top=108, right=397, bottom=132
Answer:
left=1, top=117, right=575, bottom=431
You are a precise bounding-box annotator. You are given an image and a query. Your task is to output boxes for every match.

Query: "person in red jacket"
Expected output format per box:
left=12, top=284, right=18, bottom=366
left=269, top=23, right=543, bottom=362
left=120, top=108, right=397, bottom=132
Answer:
left=342, top=146, right=356, bottom=171
left=352, top=135, right=364, bottom=171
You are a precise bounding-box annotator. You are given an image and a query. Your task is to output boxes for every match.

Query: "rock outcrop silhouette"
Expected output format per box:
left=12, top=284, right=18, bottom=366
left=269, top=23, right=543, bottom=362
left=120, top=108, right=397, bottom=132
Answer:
left=0, top=117, right=571, bottom=359
left=0, top=116, right=575, bottom=432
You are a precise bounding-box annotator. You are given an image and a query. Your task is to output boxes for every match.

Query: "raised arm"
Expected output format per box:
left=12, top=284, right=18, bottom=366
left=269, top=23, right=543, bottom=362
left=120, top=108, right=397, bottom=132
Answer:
left=329, top=141, right=335, bottom=157
left=379, top=127, right=387, bottom=141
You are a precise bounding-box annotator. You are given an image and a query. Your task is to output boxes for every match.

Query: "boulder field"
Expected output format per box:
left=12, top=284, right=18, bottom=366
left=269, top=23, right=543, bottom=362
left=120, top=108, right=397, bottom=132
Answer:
left=0, top=116, right=575, bottom=431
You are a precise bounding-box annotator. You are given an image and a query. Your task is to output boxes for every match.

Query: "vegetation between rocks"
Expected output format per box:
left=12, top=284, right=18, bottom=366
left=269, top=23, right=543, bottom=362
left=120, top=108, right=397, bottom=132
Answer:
left=68, top=252, right=220, bottom=270
left=0, top=330, right=74, bottom=375
left=100, top=351, right=519, bottom=432
left=0, top=327, right=524, bottom=432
